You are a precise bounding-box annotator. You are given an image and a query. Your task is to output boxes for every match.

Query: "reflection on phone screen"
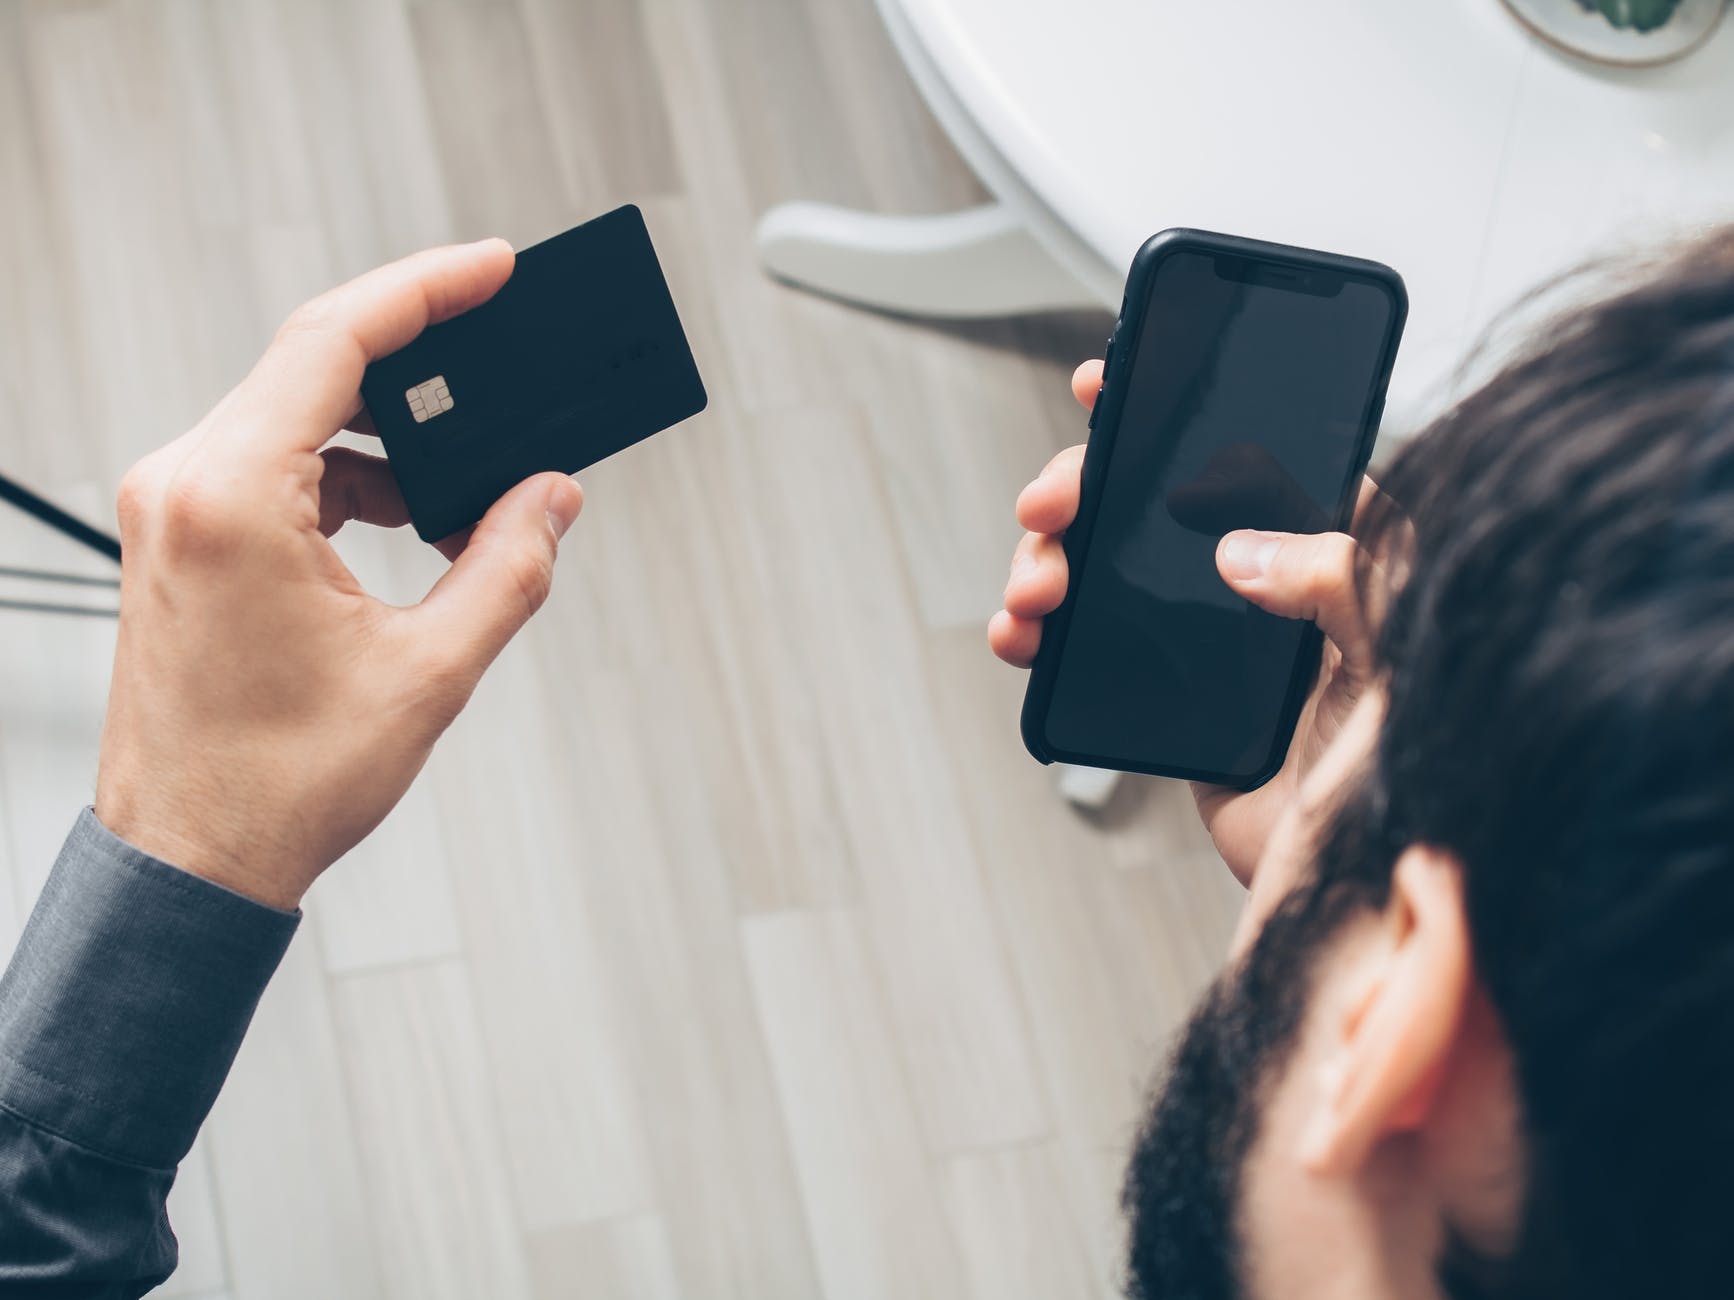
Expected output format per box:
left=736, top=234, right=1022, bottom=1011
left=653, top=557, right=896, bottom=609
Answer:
left=1045, top=250, right=1394, bottom=779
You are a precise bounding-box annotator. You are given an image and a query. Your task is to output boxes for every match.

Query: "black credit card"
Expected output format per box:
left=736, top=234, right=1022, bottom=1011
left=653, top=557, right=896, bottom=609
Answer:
left=361, top=204, right=707, bottom=541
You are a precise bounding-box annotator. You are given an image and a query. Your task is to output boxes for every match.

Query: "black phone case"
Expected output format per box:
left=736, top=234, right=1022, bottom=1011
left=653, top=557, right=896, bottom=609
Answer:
left=1019, top=228, right=1408, bottom=790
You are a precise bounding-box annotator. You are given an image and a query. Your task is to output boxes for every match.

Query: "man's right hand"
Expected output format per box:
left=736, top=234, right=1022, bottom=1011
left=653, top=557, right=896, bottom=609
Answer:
left=987, top=359, right=1382, bottom=888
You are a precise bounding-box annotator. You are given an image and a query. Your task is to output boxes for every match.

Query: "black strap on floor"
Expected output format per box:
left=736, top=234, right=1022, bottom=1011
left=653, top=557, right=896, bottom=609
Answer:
left=0, top=470, right=122, bottom=562
left=0, top=469, right=122, bottom=617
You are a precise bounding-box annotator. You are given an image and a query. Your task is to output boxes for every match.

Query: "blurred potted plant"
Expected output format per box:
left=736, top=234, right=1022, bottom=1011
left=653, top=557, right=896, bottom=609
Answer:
left=1580, top=0, right=1686, bottom=31
left=1501, top=0, right=1727, bottom=63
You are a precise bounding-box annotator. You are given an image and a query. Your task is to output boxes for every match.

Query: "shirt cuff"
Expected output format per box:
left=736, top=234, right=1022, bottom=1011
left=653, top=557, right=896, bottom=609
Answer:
left=0, top=808, right=299, bottom=1169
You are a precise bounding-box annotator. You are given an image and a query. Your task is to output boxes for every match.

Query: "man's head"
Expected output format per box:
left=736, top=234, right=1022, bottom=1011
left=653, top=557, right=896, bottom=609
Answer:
left=1125, top=227, right=1734, bottom=1299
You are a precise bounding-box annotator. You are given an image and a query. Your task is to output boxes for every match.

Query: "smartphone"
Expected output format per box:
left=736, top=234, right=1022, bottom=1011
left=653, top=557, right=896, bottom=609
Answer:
left=1020, top=228, right=1406, bottom=788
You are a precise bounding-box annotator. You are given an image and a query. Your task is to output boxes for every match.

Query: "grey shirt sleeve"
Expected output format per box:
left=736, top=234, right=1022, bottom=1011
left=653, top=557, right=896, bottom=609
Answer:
left=0, top=809, right=299, bottom=1298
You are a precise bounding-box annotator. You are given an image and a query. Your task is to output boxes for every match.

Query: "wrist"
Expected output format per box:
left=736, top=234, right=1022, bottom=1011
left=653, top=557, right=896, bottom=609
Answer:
left=93, top=789, right=308, bottom=911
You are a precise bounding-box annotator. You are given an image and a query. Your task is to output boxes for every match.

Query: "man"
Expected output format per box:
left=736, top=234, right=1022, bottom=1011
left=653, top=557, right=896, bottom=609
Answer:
left=1, top=223, right=1729, bottom=1297
left=992, top=226, right=1734, bottom=1298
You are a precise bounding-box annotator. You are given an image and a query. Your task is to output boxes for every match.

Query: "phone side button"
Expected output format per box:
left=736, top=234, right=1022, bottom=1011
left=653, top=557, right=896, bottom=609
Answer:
left=1092, top=325, right=1119, bottom=432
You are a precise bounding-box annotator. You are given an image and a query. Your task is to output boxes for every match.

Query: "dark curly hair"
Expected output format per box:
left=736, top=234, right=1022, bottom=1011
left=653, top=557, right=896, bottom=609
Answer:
left=1329, top=225, right=1734, bottom=1297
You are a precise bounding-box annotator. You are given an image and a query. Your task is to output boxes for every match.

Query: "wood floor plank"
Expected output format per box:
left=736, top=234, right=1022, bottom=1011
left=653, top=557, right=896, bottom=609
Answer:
left=309, top=779, right=468, bottom=976
left=408, top=0, right=576, bottom=248
left=0, top=486, right=115, bottom=909
left=427, top=634, right=659, bottom=1231
left=731, top=401, right=1051, bottom=1152
left=852, top=313, right=1099, bottom=629
left=517, top=645, right=827, bottom=1299
left=206, top=918, right=386, bottom=1300
left=744, top=909, right=968, bottom=1300
left=1100, top=772, right=1229, bottom=874
left=706, top=0, right=877, bottom=215
left=517, top=0, right=681, bottom=208
left=269, top=0, right=458, bottom=274
left=802, top=0, right=990, bottom=215
left=639, top=0, right=879, bottom=417
left=332, top=960, right=535, bottom=1300
left=0, top=1, right=96, bottom=489
left=0, top=785, right=19, bottom=953
left=603, top=199, right=862, bottom=914
left=0, top=481, right=115, bottom=977
left=937, top=1143, right=1107, bottom=1300
left=1067, top=1139, right=1142, bottom=1298
left=22, top=0, right=247, bottom=479
left=924, top=626, right=1240, bottom=1148
left=1114, top=843, right=1244, bottom=1020
left=156, top=0, right=325, bottom=237
left=526, top=1213, right=683, bottom=1300
left=156, top=1137, right=229, bottom=1299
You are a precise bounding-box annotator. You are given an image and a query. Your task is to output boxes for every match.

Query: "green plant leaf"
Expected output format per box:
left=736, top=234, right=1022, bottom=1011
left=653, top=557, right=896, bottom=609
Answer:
left=1575, top=0, right=1687, bottom=32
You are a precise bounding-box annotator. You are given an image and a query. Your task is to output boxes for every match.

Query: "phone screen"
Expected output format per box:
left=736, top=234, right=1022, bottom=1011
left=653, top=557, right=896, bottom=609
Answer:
left=1043, top=249, right=1398, bottom=780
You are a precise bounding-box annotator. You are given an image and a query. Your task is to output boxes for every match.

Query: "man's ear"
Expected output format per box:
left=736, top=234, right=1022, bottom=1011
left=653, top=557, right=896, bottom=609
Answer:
left=1298, top=845, right=1471, bottom=1175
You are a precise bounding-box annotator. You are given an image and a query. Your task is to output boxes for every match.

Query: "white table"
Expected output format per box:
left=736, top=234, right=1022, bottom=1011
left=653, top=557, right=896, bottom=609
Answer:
left=760, top=0, right=1734, bottom=434
left=761, top=0, right=1734, bottom=808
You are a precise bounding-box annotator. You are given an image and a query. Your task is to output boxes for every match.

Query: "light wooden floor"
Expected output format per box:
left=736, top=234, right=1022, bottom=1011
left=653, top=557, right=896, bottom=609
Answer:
left=0, top=2, right=1244, bottom=1296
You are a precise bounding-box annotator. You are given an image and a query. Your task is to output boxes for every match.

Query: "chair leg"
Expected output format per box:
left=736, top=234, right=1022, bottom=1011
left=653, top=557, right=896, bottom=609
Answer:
left=755, top=201, right=1104, bottom=318
left=1055, top=763, right=1122, bottom=810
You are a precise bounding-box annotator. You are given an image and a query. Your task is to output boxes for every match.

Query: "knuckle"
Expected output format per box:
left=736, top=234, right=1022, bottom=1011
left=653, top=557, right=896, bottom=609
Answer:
left=272, top=296, right=363, bottom=377
left=1300, top=534, right=1357, bottom=595
left=157, top=471, right=242, bottom=556
left=277, top=295, right=339, bottom=343
left=507, top=548, right=556, bottom=620
left=1327, top=534, right=1361, bottom=591
left=115, top=461, right=159, bottom=533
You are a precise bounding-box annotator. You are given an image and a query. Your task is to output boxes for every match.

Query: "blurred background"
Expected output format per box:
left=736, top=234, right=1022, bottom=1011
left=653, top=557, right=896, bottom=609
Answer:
left=0, top=1, right=1728, bottom=1297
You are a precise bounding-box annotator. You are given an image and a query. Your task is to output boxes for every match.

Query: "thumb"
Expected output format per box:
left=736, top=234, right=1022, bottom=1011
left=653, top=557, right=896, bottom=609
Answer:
left=1216, top=529, right=1373, bottom=678
left=411, top=473, right=583, bottom=685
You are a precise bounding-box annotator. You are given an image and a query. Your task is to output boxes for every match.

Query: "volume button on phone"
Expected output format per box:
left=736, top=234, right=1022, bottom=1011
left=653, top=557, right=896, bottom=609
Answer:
left=1092, top=331, right=1116, bottom=431
left=1089, top=341, right=1113, bottom=432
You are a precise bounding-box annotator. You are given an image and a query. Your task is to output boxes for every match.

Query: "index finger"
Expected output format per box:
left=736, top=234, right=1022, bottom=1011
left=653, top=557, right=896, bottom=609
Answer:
left=1016, top=444, right=1086, bottom=534
left=1071, top=359, right=1104, bottom=409
left=230, top=238, right=516, bottom=457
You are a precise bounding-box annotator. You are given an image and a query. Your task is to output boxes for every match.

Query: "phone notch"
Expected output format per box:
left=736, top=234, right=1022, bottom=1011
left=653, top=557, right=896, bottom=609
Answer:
left=1212, top=254, right=1345, bottom=298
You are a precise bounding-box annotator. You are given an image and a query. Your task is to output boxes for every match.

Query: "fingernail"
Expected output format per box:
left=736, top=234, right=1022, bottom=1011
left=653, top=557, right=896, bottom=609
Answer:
left=1009, top=553, right=1038, bottom=584
left=546, top=482, right=581, bottom=541
left=1219, top=531, right=1280, bottom=580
